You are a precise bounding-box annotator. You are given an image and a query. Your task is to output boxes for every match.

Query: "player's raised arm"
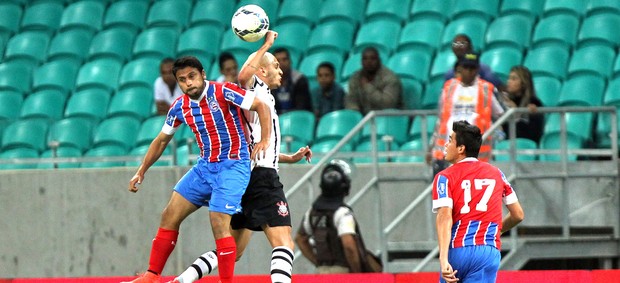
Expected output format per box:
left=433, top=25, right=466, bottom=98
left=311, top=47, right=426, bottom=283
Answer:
left=128, top=131, right=174, bottom=192
left=238, top=31, right=278, bottom=87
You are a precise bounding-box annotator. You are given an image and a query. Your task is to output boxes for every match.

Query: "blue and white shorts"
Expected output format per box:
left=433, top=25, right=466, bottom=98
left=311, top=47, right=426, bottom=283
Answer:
left=440, top=245, right=500, bottom=283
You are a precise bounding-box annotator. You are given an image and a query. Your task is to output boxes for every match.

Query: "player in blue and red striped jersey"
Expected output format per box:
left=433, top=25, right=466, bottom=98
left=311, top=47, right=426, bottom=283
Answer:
left=124, top=56, right=272, bottom=283
left=432, top=121, right=524, bottom=283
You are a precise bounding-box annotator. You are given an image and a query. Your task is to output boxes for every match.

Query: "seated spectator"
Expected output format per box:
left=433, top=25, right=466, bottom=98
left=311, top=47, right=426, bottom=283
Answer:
left=154, top=57, right=183, bottom=115
left=501, top=66, right=544, bottom=143
left=215, top=52, right=239, bottom=84
left=345, top=46, right=402, bottom=115
left=272, top=47, right=313, bottom=113
left=313, top=62, right=345, bottom=118
left=445, top=34, right=505, bottom=91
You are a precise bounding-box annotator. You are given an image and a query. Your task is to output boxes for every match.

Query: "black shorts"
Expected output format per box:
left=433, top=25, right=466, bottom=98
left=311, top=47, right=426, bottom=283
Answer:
left=231, top=167, right=292, bottom=231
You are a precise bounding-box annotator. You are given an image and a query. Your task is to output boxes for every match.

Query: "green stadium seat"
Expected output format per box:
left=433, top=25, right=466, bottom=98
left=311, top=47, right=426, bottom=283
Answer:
left=219, top=28, right=261, bottom=66
left=430, top=49, right=457, bottom=82
left=32, top=60, right=79, bottom=96
left=307, top=20, right=355, bottom=56
left=387, top=49, right=432, bottom=83
left=4, top=31, right=50, bottom=69
left=48, top=117, right=93, bottom=153
left=485, top=15, right=532, bottom=51
left=177, top=25, right=222, bottom=69
left=2, top=119, right=49, bottom=153
left=279, top=110, right=316, bottom=145
left=0, top=62, right=31, bottom=95
left=315, top=109, right=363, bottom=145
left=0, top=91, right=23, bottom=123
left=176, top=142, right=200, bottom=166
left=568, top=45, right=616, bottom=79
left=75, top=58, right=122, bottom=92
left=59, top=1, right=105, bottom=34
left=146, top=0, right=191, bottom=32
left=533, top=76, right=562, bottom=107
left=277, top=0, right=321, bottom=26
left=524, top=45, right=570, bottom=80
left=494, top=138, right=538, bottom=162
left=539, top=132, right=582, bottom=162
left=394, top=139, right=424, bottom=163
left=191, top=0, right=236, bottom=29
left=132, top=27, right=178, bottom=60
left=103, top=0, right=149, bottom=33
left=135, top=116, right=166, bottom=147
left=543, top=0, right=587, bottom=18
left=318, top=0, right=365, bottom=28
left=237, top=0, right=280, bottom=26
left=397, top=18, right=444, bottom=54
left=400, top=78, right=423, bottom=110
left=451, top=0, right=499, bottom=22
left=353, top=139, right=390, bottom=163
left=308, top=139, right=353, bottom=164
left=421, top=78, right=444, bottom=110
left=87, top=27, right=136, bottom=64
left=38, top=146, right=82, bottom=169
left=119, top=57, right=161, bottom=91
left=81, top=145, right=127, bottom=168
left=531, top=14, right=580, bottom=49
left=64, top=88, right=111, bottom=125
left=577, top=13, right=620, bottom=49
left=559, top=75, right=605, bottom=107
left=20, top=89, right=65, bottom=122
left=604, top=77, right=620, bottom=106
left=0, top=2, right=22, bottom=40
left=587, top=0, right=620, bottom=16
left=594, top=111, right=619, bottom=149
left=47, top=29, right=93, bottom=65
left=341, top=52, right=362, bottom=82
left=93, top=116, right=141, bottom=151
left=108, top=86, right=154, bottom=121
left=353, top=20, right=401, bottom=57
left=126, top=144, right=172, bottom=167
left=19, top=1, right=63, bottom=36
left=408, top=115, right=437, bottom=141
left=0, top=148, right=39, bottom=170
left=271, top=22, right=312, bottom=66
left=365, top=0, right=411, bottom=24
left=409, top=0, right=453, bottom=23
left=500, top=0, right=544, bottom=21
left=440, top=16, right=488, bottom=52
left=480, top=46, right=523, bottom=83
left=299, top=51, right=344, bottom=83
left=360, top=110, right=410, bottom=146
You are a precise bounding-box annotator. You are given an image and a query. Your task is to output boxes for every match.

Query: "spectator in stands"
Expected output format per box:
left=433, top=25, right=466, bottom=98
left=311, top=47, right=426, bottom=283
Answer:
left=215, top=52, right=239, bottom=84
left=272, top=47, right=313, bottom=113
left=345, top=46, right=402, bottom=115
left=313, top=62, right=345, bottom=119
left=428, top=53, right=505, bottom=177
left=154, top=58, right=183, bottom=115
left=500, top=66, right=544, bottom=144
left=445, top=34, right=505, bottom=91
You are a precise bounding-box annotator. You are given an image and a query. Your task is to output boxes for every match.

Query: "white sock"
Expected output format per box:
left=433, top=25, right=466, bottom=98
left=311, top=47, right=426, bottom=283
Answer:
left=176, top=250, right=218, bottom=283
left=270, top=246, right=293, bottom=283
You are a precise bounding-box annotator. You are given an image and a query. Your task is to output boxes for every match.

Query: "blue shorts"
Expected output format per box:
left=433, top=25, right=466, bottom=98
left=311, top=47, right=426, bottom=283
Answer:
left=439, top=245, right=500, bottom=283
left=174, top=158, right=251, bottom=215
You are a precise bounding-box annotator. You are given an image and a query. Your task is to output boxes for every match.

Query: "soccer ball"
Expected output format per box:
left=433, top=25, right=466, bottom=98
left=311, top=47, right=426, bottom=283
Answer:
left=231, top=4, right=270, bottom=42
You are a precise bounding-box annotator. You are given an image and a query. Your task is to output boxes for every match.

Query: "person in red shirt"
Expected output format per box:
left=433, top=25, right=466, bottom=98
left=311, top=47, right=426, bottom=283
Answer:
left=432, top=120, right=524, bottom=283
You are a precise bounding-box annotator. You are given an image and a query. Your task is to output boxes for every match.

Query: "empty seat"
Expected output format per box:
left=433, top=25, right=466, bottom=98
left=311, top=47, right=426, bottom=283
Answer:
left=353, top=139, right=390, bottom=163
left=87, top=27, right=136, bottom=64
left=318, top=0, right=365, bottom=28
left=277, top=0, right=321, bottom=26
left=409, top=0, right=452, bottom=23
left=341, top=52, right=362, bottom=82
left=604, top=77, right=620, bottom=106
left=0, top=62, right=32, bottom=95
left=64, top=88, right=111, bottom=125
left=48, top=117, right=93, bottom=153
left=4, top=31, right=50, bottom=69
left=440, top=16, right=488, bottom=51
left=388, top=50, right=432, bottom=83
left=567, top=45, right=616, bottom=79
left=38, top=146, right=82, bottom=169
left=307, top=20, right=355, bottom=56
left=107, top=87, right=154, bottom=121
left=394, top=139, right=424, bottom=163
left=127, top=144, right=172, bottom=167
left=421, top=78, right=445, bottom=110
left=0, top=91, right=23, bottom=123
left=494, top=138, right=538, bottom=162
left=118, top=57, right=161, bottom=91
left=587, top=0, right=620, bottom=16
left=614, top=54, right=620, bottom=79
left=103, top=0, right=149, bottom=33
left=451, top=0, right=499, bottom=22
left=20, top=89, right=65, bottom=122
left=59, top=1, right=105, bottom=34
left=539, top=130, right=583, bottom=162
left=524, top=45, right=570, bottom=80
left=559, top=75, right=606, bottom=107
left=133, top=27, right=178, bottom=60
left=0, top=2, right=22, bottom=40
left=577, top=13, right=620, bottom=48
left=299, top=51, right=344, bottom=83
left=408, top=115, right=437, bottom=141
left=279, top=110, right=316, bottom=145
left=533, top=76, right=562, bottom=107
left=397, top=18, right=444, bottom=54
left=308, top=139, right=353, bottom=164
left=75, top=58, right=122, bottom=92
left=2, top=119, right=49, bottom=153
left=0, top=148, right=39, bottom=170
left=19, top=1, right=63, bottom=35
left=191, top=0, right=236, bottom=29
left=400, top=78, right=423, bottom=110
left=32, top=60, right=79, bottom=95
left=135, top=116, right=167, bottom=147
left=361, top=111, right=409, bottom=146
left=177, top=25, right=222, bottom=69
left=485, top=14, right=533, bottom=51
left=543, top=0, right=587, bottom=18
left=146, top=0, right=191, bottom=32
left=271, top=22, right=312, bottom=66
left=500, top=0, right=545, bottom=21
left=93, top=116, right=141, bottom=151
left=531, top=14, right=580, bottom=49
left=81, top=145, right=127, bottom=168
left=365, top=0, right=411, bottom=24
left=353, top=20, right=401, bottom=57
left=595, top=109, right=620, bottom=149
left=219, top=28, right=261, bottom=65
left=480, top=46, right=523, bottom=83
left=430, top=49, right=457, bottom=82
left=47, top=29, right=93, bottom=64
left=315, top=109, right=363, bottom=145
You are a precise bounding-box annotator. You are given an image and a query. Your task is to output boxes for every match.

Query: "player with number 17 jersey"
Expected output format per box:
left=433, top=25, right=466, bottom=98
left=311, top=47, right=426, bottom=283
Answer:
left=432, top=158, right=519, bottom=250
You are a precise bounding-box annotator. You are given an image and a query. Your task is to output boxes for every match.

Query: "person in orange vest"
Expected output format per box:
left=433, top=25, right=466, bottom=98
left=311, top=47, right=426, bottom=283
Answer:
left=427, top=53, right=505, bottom=177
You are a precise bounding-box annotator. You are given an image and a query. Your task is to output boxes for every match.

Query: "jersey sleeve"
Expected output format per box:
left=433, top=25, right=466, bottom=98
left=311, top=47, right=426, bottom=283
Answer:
left=161, top=100, right=183, bottom=135
left=499, top=169, right=519, bottom=205
left=334, top=207, right=356, bottom=236
left=432, top=174, right=453, bottom=213
left=222, top=82, right=255, bottom=110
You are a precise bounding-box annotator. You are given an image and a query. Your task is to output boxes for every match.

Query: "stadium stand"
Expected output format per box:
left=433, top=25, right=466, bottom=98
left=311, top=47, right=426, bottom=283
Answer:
left=103, top=0, right=149, bottom=34
left=279, top=110, right=316, bottom=146
left=19, top=1, right=63, bottom=36
left=365, top=0, right=411, bottom=25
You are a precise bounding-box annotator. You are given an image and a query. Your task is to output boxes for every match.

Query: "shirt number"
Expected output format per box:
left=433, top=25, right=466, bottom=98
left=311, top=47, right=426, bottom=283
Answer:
left=460, top=179, right=496, bottom=214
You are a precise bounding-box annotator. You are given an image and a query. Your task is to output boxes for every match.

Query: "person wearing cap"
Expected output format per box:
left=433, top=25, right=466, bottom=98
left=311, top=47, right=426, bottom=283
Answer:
left=427, top=53, right=505, bottom=177
left=295, top=160, right=372, bottom=274
left=444, top=34, right=505, bottom=91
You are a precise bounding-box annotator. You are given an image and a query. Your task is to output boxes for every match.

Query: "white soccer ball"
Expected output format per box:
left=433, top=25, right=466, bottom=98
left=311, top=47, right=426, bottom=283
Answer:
left=231, top=5, right=270, bottom=42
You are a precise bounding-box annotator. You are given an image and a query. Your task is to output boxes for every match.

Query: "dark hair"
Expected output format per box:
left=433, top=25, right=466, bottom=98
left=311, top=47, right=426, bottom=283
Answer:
left=452, top=120, right=482, bottom=158
left=317, top=62, right=335, bottom=74
left=453, top=34, right=472, bottom=44
left=362, top=46, right=379, bottom=56
left=172, top=56, right=204, bottom=77
left=160, top=57, right=174, bottom=66
left=509, top=65, right=537, bottom=107
left=218, top=52, right=236, bottom=69
left=273, top=47, right=290, bottom=57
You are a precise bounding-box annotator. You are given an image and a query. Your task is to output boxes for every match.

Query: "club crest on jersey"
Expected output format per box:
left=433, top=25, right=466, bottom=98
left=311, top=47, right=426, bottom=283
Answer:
left=277, top=201, right=289, bottom=217
left=209, top=100, right=219, bottom=111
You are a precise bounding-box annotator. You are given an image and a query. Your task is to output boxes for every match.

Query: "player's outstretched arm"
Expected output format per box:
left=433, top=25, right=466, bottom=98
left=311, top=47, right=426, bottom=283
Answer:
left=279, top=146, right=312, bottom=163
left=501, top=201, right=524, bottom=234
left=238, top=31, right=278, bottom=87
left=249, top=96, right=271, bottom=161
left=128, top=132, right=173, bottom=192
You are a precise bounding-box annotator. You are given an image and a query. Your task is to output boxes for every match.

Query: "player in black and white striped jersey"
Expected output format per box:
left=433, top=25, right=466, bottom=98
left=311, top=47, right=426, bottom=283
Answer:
left=167, top=31, right=311, bottom=283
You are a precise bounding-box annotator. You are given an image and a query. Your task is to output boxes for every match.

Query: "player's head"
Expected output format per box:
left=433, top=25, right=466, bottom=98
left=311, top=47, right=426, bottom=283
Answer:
left=320, top=159, right=353, bottom=198
left=273, top=47, right=291, bottom=74
left=160, top=57, right=176, bottom=87
left=218, top=52, right=238, bottom=83
left=451, top=34, right=473, bottom=57
left=245, top=51, right=283, bottom=89
left=361, top=46, right=381, bottom=76
left=173, top=56, right=206, bottom=99
left=445, top=121, right=482, bottom=163
left=316, top=62, right=335, bottom=90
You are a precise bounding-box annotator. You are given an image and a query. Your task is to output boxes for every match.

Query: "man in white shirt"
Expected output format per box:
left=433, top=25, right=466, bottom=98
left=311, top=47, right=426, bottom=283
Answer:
left=154, top=58, right=183, bottom=115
